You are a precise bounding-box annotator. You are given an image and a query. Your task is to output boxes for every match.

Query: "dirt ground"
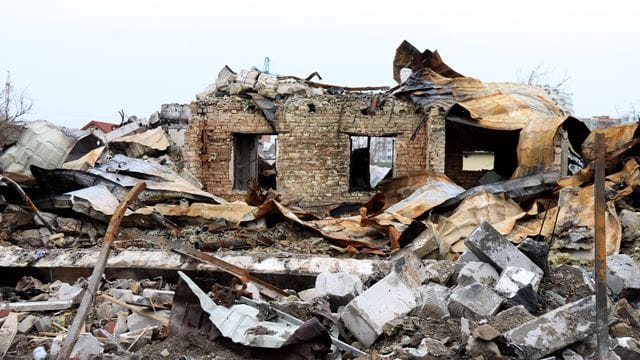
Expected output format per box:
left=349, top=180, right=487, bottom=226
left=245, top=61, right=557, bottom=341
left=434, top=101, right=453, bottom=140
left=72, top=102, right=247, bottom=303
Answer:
left=539, top=264, right=594, bottom=312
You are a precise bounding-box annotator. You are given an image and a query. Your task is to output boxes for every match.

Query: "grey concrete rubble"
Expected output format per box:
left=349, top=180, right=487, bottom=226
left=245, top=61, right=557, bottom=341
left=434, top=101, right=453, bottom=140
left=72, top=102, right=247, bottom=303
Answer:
left=495, top=266, right=543, bottom=298
left=425, top=260, right=455, bottom=285
left=341, top=252, right=426, bottom=347
left=452, top=250, right=482, bottom=279
left=504, top=295, right=596, bottom=359
left=417, top=282, right=451, bottom=319
left=488, top=305, right=536, bottom=333
left=606, top=254, right=640, bottom=299
left=561, top=348, right=584, bottom=360
left=456, top=261, right=500, bottom=287
left=612, top=337, right=640, bottom=360
left=517, top=236, right=551, bottom=275
left=472, top=324, right=501, bottom=341
left=50, top=333, right=104, bottom=360
left=464, top=221, right=543, bottom=277
left=314, top=271, right=364, bottom=307
left=447, top=283, right=502, bottom=321
left=620, top=209, right=640, bottom=243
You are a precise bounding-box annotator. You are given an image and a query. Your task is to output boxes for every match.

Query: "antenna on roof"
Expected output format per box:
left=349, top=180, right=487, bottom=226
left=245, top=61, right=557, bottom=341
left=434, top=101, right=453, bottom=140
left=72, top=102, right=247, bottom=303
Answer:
left=263, top=57, right=270, bottom=74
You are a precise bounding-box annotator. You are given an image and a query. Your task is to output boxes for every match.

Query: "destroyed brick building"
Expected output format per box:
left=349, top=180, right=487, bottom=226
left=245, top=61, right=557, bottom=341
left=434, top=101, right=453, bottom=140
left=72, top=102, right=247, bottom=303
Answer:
left=185, top=41, right=590, bottom=204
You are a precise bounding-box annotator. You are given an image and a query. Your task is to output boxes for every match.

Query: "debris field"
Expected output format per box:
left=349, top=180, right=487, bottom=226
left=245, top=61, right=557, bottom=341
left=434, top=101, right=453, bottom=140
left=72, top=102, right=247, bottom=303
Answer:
left=0, top=41, right=639, bottom=360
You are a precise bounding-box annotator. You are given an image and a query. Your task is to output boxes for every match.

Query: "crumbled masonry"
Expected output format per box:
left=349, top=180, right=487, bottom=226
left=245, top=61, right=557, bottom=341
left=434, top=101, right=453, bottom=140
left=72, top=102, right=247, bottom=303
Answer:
left=1, top=40, right=640, bottom=358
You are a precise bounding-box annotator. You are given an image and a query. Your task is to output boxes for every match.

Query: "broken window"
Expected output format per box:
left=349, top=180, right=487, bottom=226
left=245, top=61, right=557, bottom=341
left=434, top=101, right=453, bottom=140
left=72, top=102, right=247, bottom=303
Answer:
left=349, top=136, right=394, bottom=191
left=233, top=134, right=277, bottom=191
left=462, top=151, right=495, bottom=171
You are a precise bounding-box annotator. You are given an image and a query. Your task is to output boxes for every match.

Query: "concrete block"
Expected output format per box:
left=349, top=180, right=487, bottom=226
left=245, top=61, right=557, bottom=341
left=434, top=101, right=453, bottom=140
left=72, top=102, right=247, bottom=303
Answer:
left=110, top=288, right=134, bottom=313
left=425, top=261, right=455, bottom=285
left=495, top=266, right=543, bottom=298
left=456, top=261, right=500, bottom=287
left=17, top=315, right=38, bottom=333
left=341, top=253, right=425, bottom=347
left=50, top=333, right=103, bottom=360
left=504, top=295, right=596, bottom=359
left=408, top=223, right=439, bottom=258
left=489, top=305, right=535, bottom=333
left=518, top=237, right=550, bottom=275
left=453, top=250, right=481, bottom=279
left=448, top=283, right=502, bottom=321
left=417, top=282, right=450, bottom=319
left=464, top=221, right=543, bottom=277
left=315, top=271, right=363, bottom=307
left=607, top=254, right=640, bottom=299
left=127, top=310, right=170, bottom=332
left=612, top=337, right=640, bottom=360
left=35, top=316, right=52, bottom=332
left=141, top=289, right=174, bottom=305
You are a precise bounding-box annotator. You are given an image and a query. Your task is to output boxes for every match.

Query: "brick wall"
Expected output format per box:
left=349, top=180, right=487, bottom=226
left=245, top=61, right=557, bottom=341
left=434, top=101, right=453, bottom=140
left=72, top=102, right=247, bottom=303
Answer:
left=185, top=94, right=432, bottom=205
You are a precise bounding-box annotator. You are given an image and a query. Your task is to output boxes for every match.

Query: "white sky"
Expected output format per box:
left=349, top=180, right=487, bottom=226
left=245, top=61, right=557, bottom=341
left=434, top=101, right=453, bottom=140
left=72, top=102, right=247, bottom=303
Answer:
left=1, top=0, right=639, bottom=128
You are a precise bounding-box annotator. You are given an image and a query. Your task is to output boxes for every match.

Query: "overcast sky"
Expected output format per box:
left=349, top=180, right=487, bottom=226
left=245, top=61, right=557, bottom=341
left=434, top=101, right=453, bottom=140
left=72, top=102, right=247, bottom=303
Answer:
left=1, top=1, right=639, bottom=128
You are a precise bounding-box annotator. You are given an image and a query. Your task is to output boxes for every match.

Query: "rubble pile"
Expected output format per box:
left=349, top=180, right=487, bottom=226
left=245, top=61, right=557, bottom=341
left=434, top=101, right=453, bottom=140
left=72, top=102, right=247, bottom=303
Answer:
left=1, top=41, right=640, bottom=359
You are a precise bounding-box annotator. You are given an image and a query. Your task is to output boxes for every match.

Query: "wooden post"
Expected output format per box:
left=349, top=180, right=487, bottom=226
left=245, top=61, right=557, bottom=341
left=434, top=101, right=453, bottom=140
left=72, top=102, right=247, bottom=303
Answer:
left=593, top=133, right=608, bottom=359
left=56, top=182, right=146, bottom=360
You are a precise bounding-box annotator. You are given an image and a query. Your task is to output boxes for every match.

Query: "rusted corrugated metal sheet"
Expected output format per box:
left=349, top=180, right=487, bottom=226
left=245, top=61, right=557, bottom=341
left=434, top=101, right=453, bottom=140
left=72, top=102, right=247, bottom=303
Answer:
left=582, top=122, right=640, bottom=163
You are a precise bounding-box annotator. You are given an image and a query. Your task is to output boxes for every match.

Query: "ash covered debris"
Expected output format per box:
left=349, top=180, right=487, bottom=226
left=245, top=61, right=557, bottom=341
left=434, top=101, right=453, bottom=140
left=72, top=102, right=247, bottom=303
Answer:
left=0, top=40, right=639, bottom=359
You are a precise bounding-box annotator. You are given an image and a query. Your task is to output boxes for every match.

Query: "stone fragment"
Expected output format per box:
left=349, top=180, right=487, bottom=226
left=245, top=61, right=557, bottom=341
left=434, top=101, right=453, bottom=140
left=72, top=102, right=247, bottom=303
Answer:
left=464, top=221, right=543, bottom=277
left=115, top=311, right=128, bottom=336
left=607, top=254, right=640, bottom=299
left=50, top=333, right=103, bottom=360
left=341, top=253, right=426, bottom=347
left=425, top=261, right=455, bottom=285
left=610, top=323, right=635, bottom=338
left=109, top=289, right=134, bottom=313
left=472, top=324, right=501, bottom=341
left=141, top=289, right=174, bottom=305
left=50, top=282, right=84, bottom=303
left=408, top=224, right=439, bottom=257
left=404, top=337, right=453, bottom=359
left=456, top=261, right=500, bottom=287
left=561, top=348, right=584, bottom=360
left=315, top=271, right=363, bottom=308
left=448, top=283, right=502, bottom=321
left=466, top=337, right=501, bottom=359
left=612, top=337, right=640, bottom=360
left=96, top=302, right=113, bottom=321
left=127, top=311, right=169, bottom=332
left=495, top=266, right=543, bottom=298
left=160, top=348, right=170, bottom=357
left=614, top=298, right=640, bottom=328
left=35, top=316, right=52, bottom=332
left=417, top=282, right=450, bottom=319
left=453, top=249, right=481, bottom=279
left=620, top=209, right=640, bottom=243
left=17, top=315, right=38, bottom=333
left=504, top=295, right=596, bottom=359
left=489, top=305, right=536, bottom=333
left=518, top=236, right=551, bottom=275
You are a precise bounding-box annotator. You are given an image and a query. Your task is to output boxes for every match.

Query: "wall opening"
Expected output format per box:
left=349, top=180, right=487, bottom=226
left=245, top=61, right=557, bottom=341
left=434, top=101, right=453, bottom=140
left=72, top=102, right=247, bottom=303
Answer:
left=233, top=134, right=277, bottom=191
left=349, top=136, right=395, bottom=191
left=445, top=122, right=519, bottom=188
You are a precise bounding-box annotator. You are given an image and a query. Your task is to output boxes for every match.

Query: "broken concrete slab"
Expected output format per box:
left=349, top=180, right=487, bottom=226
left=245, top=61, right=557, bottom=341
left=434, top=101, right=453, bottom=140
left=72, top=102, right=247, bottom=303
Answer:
left=504, top=295, right=596, bottom=359
left=341, top=253, right=426, bottom=347
left=50, top=333, right=104, bottom=360
left=612, top=337, right=640, bottom=360
left=518, top=236, right=550, bottom=275
left=127, top=311, right=169, bottom=332
left=17, top=314, right=38, bottom=333
left=465, top=337, right=502, bottom=359
left=495, top=266, right=543, bottom=298
left=472, top=324, right=501, bottom=341
left=417, top=282, right=450, bottom=320
left=141, top=289, right=174, bottom=305
left=464, top=221, right=543, bottom=277
left=620, top=209, right=640, bottom=243
left=447, top=283, right=502, bottom=321
left=314, top=271, right=363, bottom=308
left=425, top=260, right=455, bottom=285
left=607, top=254, right=640, bottom=299
left=452, top=249, right=481, bottom=279
left=34, top=316, right=52, bottom=332
left=456, top=261, right=500, bottom=287
left=489, top=305, right=536, bottom=333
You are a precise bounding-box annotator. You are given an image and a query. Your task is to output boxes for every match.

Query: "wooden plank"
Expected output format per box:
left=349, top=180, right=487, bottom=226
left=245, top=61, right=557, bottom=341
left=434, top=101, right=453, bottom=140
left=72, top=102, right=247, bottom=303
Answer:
left=594, top=132, right=609, bottom=360
left=0, top=312, right=18, bottom=359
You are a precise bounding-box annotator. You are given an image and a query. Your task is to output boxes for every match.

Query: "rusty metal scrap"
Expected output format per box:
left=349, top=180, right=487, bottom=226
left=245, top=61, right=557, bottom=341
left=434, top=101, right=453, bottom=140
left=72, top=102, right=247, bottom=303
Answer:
left=581, top=122, right=640, bottom=164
